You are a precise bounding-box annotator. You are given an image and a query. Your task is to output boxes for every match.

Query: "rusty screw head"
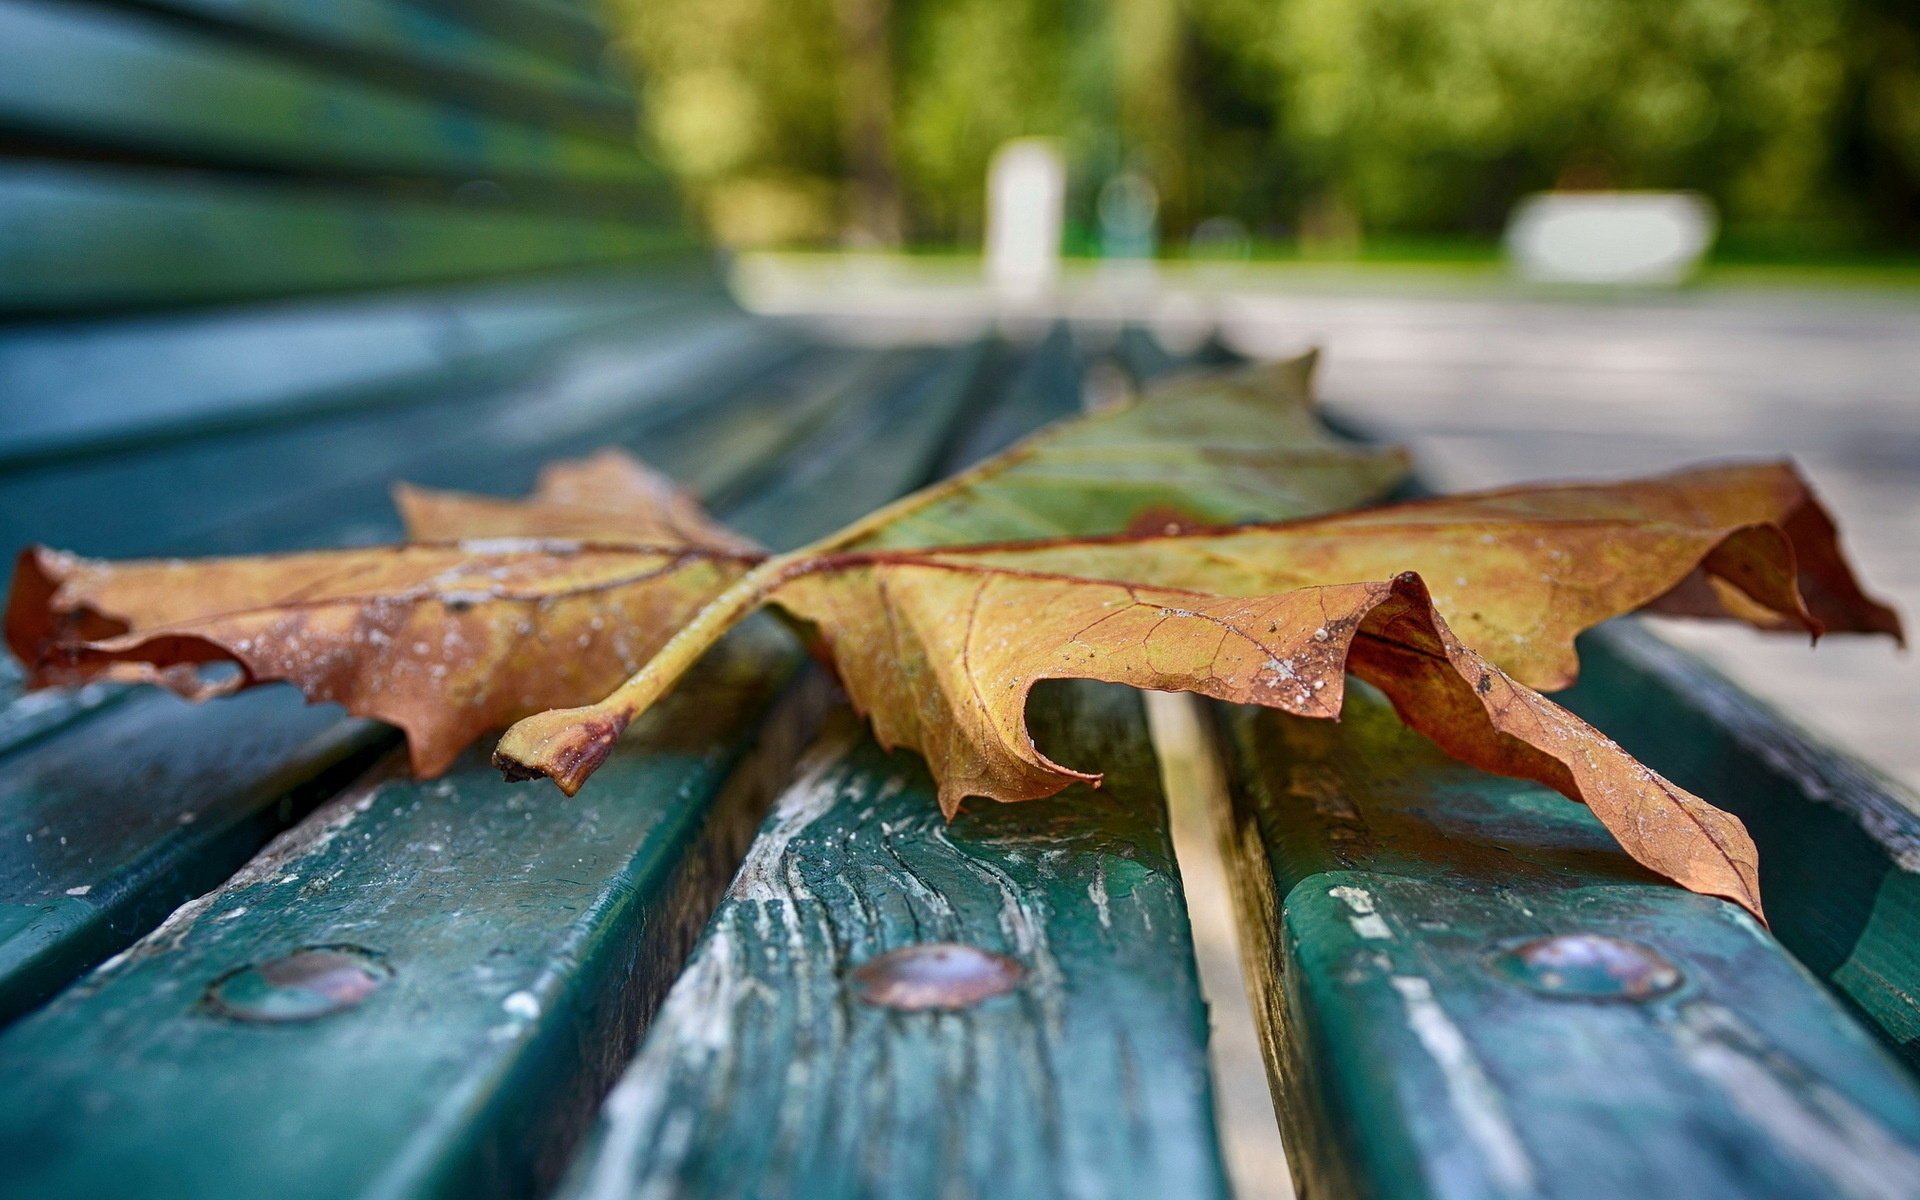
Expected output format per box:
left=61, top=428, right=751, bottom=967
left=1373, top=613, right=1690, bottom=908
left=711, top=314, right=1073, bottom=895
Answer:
left=204, top=945, right=391, bottom=1022
left=1487, top=934, right=1682, bottom=1001
left=850, top=942, right=1024, bottom=1011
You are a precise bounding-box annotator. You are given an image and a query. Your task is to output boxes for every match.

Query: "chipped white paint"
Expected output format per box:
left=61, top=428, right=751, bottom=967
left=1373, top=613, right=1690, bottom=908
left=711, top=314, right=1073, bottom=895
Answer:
left=569, top=923, right=758, bottom=1200
left=1388, top=975, right=1537, bottom=1194
left=727, top=731, right=858, bottom=903
left=1673, top=1003, right=1920, bottom=1200
left=86, top=768, right=395, bottom=981
left=62, top=885, right=90, bottom=897
left=1328, top=884, right=1393, bottom=941
left=1088, top=859, right=1113, bottom=930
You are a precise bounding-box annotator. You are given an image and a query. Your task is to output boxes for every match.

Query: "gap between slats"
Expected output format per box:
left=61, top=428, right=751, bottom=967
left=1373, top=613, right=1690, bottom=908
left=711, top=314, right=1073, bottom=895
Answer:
left=1146, top=691, right=1296, bottom=1200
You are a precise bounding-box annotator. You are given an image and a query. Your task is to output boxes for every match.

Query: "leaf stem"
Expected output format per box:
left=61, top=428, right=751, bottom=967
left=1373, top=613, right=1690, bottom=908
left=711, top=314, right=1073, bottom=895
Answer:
left=492, top=550, right=805, bottom=792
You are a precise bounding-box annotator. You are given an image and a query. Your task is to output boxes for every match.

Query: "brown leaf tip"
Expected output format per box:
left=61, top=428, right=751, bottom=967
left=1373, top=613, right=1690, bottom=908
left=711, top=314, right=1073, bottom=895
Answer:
left=492, top=710, right=630, bottom=796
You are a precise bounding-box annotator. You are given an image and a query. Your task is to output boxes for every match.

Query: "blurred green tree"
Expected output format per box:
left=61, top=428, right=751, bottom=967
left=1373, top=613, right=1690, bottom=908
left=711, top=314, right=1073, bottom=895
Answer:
left=609, top=0, right=1920, bottom=251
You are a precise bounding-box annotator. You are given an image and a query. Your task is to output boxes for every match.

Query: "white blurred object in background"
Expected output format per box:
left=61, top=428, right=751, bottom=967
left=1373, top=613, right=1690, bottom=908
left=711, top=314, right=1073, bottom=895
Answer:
left=1505, top=191, right=1716, bottom=285
left=985, top=139, right=1066, bottom=302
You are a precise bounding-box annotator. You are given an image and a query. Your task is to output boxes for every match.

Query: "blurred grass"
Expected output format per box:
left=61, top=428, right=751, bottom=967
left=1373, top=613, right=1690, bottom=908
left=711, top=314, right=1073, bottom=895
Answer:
left=860, top=236, right=1920, bottom=292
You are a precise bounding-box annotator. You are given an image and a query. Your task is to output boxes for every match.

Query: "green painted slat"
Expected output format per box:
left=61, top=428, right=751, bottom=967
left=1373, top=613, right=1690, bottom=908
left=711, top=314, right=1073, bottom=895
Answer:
left=0, top=344, right=992, bottom=1199
left=939, top=323, right=1083, bottom=469
left=0, top=0, right=658, bottom=186
left=557, top=686, right=1232, bottom=1200
left=0, top=302, right=766, bottom=561
left=0, top=659, right=125, bottom=760
left=0, top=162, right=695, bottom=315
left=0, top=317, right=814, bottom=1019
left=391, top=0, right=610, bottom=79
left=109, top=0, right=637, bottom=139
left=556, top=333, right=1234, bottom=1200
left=0, top=691, right=391, bottom=1028
left=1561, top=622, right=1920, bottom=1068
left=1214, top=685, right=1920, bottom=1200
left=0, top=272, right=710, bottom=466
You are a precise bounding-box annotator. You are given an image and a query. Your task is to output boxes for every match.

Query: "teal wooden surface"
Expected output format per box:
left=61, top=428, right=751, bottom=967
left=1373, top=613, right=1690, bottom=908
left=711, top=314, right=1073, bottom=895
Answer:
left=0, top=342, right=991, bottom=1199
left=1562, top=621, right=1920, bottom=1068
left=0, top=646, right=799, bottom=1200
left=556, top=684, right=1232, bottom=1200
left=0, top=659, right=124, bottom=758
left=0, top=0, right=660, bottom=187
left=554, top=332, right=1235, bottom=1200
left=0, top=314, right=808, bottom=1017
left=0, top=302, right=768, bottom=560
left=389, top=0, right=609, bottom=79
left=0, top=691, right=387, bottom=1024
left=0, top=272, right=707, bottom=465
left=0, top=163, right=695, bottom=315
left=110, top=0, right=636, bottom=137
left=1214, top=685, right=1920, bottom=1200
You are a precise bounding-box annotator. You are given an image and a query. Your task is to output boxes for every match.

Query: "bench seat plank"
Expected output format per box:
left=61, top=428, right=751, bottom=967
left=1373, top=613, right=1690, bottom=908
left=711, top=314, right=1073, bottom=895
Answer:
left=0, top=301, right=770, bottom=559
left=1214, top=683, right=1920, bottom=1200
left=0, top=342, right=990, bottom=1199
left=0, top=0, right=659, bottom=188
left=0, top=319, right=832, bottom=1017
left=1562, top=622, right=1920, bottom=1069
left=0, top=162, right=694, bottom=315
left=0, top=272, right=710, bottom=466
left=556, top=684, right=1233, bottom=1200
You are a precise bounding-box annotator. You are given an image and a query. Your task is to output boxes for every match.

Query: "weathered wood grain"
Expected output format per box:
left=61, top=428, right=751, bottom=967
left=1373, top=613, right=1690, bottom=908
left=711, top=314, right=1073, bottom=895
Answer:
left=1214, top=683, right=1920, bottom=1200
left=556, top=686, right=1232, bottom=1200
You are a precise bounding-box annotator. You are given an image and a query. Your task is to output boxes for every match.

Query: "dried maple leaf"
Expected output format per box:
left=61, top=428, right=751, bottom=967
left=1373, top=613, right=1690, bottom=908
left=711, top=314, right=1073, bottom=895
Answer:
left=5, top=452, right=758, bottom=775
left=7, top=355, right=1902, bottom=920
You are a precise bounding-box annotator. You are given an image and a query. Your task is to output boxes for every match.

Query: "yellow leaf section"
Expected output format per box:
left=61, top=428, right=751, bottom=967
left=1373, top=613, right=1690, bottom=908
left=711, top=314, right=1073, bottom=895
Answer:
left=922, top=461, right=1902, bottom=689
left=770, top=563, right=1765, bottom=918
left=5, top=452, right=758, bottom=776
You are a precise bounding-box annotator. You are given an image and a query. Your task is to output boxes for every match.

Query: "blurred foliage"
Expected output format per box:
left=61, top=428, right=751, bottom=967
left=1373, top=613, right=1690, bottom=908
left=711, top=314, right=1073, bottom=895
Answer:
left=607, top=0, right=1920, bottom=251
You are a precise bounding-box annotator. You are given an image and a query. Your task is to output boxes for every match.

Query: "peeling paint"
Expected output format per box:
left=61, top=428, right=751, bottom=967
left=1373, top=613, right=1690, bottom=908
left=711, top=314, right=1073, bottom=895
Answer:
left=1388, top=975, right=1537, bottom=1194
left=1329, top=884, right=1393, bottom=941
left=1673, top=1003, right=1920, bottom=1200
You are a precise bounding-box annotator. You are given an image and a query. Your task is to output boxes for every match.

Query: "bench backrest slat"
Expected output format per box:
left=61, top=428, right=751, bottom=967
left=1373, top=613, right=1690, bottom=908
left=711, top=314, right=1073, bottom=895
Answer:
left=103, top=0, right=636, bottom=137
left=0, top=163, right=694, bottom=316
left=0, top=0, right=658, bottom=187
left=0, top=273, right=710, bottom=465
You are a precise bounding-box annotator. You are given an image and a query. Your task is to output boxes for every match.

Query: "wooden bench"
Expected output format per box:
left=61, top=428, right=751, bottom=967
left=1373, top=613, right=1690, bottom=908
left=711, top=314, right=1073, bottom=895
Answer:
left=2, top=3, right=1920, bottom=1199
